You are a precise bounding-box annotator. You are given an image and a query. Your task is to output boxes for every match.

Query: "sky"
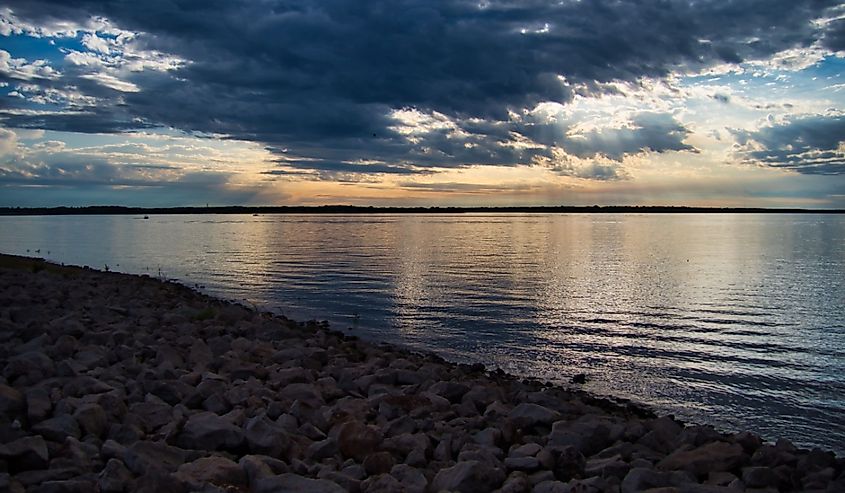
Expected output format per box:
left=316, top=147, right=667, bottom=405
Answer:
left=0, top=0, right=844, bottom=208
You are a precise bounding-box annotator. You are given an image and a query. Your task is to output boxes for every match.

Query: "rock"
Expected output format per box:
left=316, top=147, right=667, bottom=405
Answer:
left=621, top=467, right=695, bottom=493
left=390, top=464, right=427, bottom=493
left=360, top=473, right=404, bottom=492
left=336, top=420, right=383, bottom=462
left=510, top=443, right=542, bottom=458
left=73, top=403, right=109, bottom=438
left=244, top=413, right=290, bottom=457
left=128, top=400, right=173, bottom=433
left=499, top=472, right=531, bottom=493
left=0, top=383, right=25, bottom=420
left=254, top=473, right=345, bottom=493
left=505, top=456, right=542, bottom=471
left=428, top=381, right=470, bottom=403
left=551, top=446, right=586, bottom=481
left=431, top=460, right=506, bottom=492
left=62, top=376, right=114, bottom=397
left=3, top=351, right=55, bottom=382
left=32, top=414, right=81, bottom=442
left=383, top=432, right=430, bottom=458
left=657, top=441, right=745, bottom=477
left=123, top=440, right=186, bottom=475
left=509, top=403, right=561, bottom=429
left=0, top=435, right=49, bottom=471
left=741, top=466, right=778, bottom=489
left=474, top=427, right=502, bottom=447
left=308, top=438, right=339, bottom=460
left=279, top=383, right=325, bottom=409
left=532, top=480, right=569, bottom=493
left=27, top=479, right=95, bottom=493
left=585, top=454, right=630, bottom=479
left=240, top=454, right=290, bottom=484
left=25, top=387, right=52, bottom=423
left=175, top=456, right=246, bottom=488
left=548, top=416, right=621, bottom=456
left=177, top=411, right=244, bottom=451
left=98, top=458, right=133, bottom=493
left=363, top=451, right=396, bottom=475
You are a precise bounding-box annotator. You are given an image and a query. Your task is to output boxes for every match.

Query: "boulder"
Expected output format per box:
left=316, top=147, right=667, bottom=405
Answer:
left=123, top=440, right=187, bottom=475
left=177, top=411, right=244, bottom=451
left=431, top=460, right=506, bottom=492
left=73, top=403, right=109, bottom=438
left=0, top=383, right=25, bottom=420
left=254, top=473, right=345, bottom=493
left=621, top=467, right=695, bottom=493
left=363, top=451, right=395, bottom=476
left=32, top=414, right=81, bottom=442
left=428, top=381, right=470, bottom=403
left=97, top=458, right=133, bottom=493
left=657, top=441, right=745, bottom=477
left=390, top=464, right=427, bottom=493
left=174, top=456, right=246, bottom=488
left=0, top=435, right=49, bottom=471
left=509, top=403, right=561, bottom=429
left=244, top=413, right=290, bottom=457
left=336, top=420, right=383, bottom=462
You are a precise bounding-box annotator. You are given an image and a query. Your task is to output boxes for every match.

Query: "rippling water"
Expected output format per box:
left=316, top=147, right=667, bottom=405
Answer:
left=1, top=213, right=844, bottom=453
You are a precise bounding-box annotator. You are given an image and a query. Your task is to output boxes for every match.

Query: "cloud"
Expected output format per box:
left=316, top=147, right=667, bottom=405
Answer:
left=0, top=0, right=843, bottom=178
left=733, top=114, right=845, bottom=174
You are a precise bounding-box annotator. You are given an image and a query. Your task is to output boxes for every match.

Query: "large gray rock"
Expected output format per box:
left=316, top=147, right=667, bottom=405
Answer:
left=431, top=460, right=506, bottom=492
left=244, top=413, right=290, bottom=457
left=254, top=473, right=345, bottom=493
left=32, top=414, right=81, bottom=442
left=509, top=403, right=561, bottom=429
left=428, top=381, right=470, bottom=403
left=177, top=411, right=244, bottom=451
left=97, top=458, right=133, bottom=493
left=123, top=440, right=187, bottom=475
left=390, top=464, right=427, bottom=493
left=25, top=387, right=52, bottom=423
left=657, top=441, right=745, bottom=477
left=547, top=416, right=623, bottom=456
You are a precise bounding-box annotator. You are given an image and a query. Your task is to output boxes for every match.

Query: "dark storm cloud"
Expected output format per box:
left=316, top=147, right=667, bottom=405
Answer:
left=1, top=0, right=842, bottom=174
left=733, top=114, right=845, bottom=175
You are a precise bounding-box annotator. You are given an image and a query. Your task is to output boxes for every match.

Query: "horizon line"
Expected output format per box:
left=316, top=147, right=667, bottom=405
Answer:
left=2, top=205, right=844, bottom=216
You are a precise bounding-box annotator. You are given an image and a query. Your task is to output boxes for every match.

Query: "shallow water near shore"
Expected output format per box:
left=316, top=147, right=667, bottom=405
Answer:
left=1, top=212, right=844, bottom=453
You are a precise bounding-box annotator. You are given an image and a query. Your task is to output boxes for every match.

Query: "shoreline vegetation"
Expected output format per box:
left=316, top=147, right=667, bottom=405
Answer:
left=1, top=205, right=844, bottom=216
left=0, top=254, right=842, bottom=492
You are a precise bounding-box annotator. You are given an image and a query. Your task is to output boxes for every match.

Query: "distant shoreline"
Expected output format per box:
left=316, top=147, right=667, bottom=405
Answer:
left=1, top=205, right=844, bottom=216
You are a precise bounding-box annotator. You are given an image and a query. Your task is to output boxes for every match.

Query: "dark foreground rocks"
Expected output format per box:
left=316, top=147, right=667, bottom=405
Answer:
left=0, top=254, right=843, bottom=492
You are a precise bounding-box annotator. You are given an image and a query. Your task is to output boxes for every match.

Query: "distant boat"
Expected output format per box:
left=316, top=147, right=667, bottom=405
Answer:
left=253, top=213, right=260, bottom=216
left=143, top=215, right=149, bottom=219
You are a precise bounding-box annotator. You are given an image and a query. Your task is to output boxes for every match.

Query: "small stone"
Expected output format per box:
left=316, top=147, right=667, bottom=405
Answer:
left=510, top=443, right=542, bottom=458
left=308, top=438, right=339, bottom=461
left=25, top=387, right=52, bottom=423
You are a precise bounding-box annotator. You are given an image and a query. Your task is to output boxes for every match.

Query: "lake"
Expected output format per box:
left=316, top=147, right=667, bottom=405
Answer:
left=1, top=213, right=843, bottom=453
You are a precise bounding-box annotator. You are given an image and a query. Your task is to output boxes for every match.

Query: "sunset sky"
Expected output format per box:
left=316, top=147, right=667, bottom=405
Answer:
left=1, top=1, right=844, bottom=208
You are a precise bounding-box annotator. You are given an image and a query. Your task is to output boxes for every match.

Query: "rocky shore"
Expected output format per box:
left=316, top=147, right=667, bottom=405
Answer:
left=0, top=254, right=842, bottom=493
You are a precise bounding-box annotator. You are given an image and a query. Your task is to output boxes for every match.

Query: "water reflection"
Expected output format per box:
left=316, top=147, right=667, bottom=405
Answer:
left=0, top=213, right=843, bottom=453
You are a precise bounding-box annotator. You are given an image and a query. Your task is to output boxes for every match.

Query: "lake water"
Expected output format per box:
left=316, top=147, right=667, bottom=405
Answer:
left=1, top=213, right=844, bottom=453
